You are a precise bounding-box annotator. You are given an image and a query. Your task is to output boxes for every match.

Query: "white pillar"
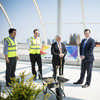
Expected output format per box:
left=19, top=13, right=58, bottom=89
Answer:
left=57, top=0, right=63, bottom=35
left=81, top=0, right=85, bottom=29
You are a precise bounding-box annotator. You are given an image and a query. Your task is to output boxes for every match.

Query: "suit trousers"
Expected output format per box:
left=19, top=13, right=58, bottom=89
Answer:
left=52, top=58, right=64, bottom=78
left=78, top=61, right=93, bottom=85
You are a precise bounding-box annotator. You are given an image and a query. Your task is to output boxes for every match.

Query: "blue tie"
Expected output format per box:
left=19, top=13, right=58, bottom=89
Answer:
left=83, top=39, right=87, bottom=48
left=82, top=39, right=87, bottom=55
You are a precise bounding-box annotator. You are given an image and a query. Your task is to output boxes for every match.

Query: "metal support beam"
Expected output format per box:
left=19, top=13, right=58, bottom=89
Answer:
left=33, top=0, right=47, bottom=45
left=0, top=2, right=13, bottom=28
left=45, top=22, right=100, bottom=25
left=57, top=0, right=63, bottom=35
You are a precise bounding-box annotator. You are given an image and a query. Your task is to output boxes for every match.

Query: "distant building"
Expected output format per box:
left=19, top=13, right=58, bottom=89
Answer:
left=69, top=33, right=80, bottom=46
left=47, top=39, right=51, bottom=45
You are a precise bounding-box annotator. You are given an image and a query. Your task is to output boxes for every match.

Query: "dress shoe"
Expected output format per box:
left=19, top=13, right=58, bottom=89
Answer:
left=82, top=84, right=89, bottom=88
left=6, top=84, right=11, bottom=87
left=6, top=82, right=11, bottom=87
left=39, top=74, right=42, bottom=79
left=33, top=75, right=37, bottom=80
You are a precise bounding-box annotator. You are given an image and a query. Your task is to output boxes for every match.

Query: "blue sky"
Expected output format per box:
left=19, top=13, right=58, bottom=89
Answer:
left=0, top=0, right=100, bottom=43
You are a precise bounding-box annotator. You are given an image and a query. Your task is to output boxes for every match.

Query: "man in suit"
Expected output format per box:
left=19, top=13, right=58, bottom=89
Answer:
left=73, top=29, right=95, bottom=88
left=51, top=35, right=67, bottom=79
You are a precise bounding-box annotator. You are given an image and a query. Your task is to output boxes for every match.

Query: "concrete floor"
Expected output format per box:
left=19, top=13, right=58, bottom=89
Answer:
left=0, top=59, right=100, bottom=100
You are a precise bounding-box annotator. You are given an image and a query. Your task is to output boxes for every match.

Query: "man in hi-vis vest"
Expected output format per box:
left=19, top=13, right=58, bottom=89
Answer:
left=29, top=29, right=42, bottom=79
left=4, top=28, right=19, bottom=87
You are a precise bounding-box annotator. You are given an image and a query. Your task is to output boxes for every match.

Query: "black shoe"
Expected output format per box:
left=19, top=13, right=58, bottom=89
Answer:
left=53, top=75, right=56, bottom=80
left=6, top=84, right=11, bottom=87
left=73, top=81, right=82, bottom=85
left=39, top=74, right=42, bottom=79
left=82, top=84, right=89, bottom=88
left=6, top=82, right=11, bottom=87
left=34, top=77, right=37, bottom=80
left=6, top=84, right=10, bottom=87
left=33, top=74, right=37, bottom=80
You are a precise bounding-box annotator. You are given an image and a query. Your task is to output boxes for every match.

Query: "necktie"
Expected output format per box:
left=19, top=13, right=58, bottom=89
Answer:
left=82, top=39, right=87, bottom=55
left=83, top=39, right=87, bottom=48
left=59, top=43, right=62, bottom=54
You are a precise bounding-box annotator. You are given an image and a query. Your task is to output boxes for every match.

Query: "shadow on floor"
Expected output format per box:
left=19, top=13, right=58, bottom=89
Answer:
left=40, top=93, right=84, bottom=100
left=64, top=82, right=82, bottom=88
left=64, top=96, right=85, bottom=100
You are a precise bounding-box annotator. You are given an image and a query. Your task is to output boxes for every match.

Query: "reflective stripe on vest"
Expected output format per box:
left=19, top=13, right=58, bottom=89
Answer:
left=29, top=37, right=41, bottom=54
left=5, top=37, right=17, bottom=57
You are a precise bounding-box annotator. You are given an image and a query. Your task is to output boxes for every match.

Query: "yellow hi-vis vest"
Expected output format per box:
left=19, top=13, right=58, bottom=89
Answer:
left=5, top=37, right=17, bottom=57
left=29, top=37, right=41, bottom=54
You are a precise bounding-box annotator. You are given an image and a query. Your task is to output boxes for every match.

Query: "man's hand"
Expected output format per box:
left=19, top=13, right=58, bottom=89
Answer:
left=5, top=55, right=9, bottom=63
left=6, top=57, right=9, bottom=63
left=17, top=56, right=19, bottom=60
left=59, top=53, right=64, bottom=58
left=80, top=56, right=85, bottom=60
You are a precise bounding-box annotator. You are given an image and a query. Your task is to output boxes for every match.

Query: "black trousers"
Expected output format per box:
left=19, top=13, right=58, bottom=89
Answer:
left=6, top=57, right=17, bottom=86
left=78, top=61, right=93, bottom=85
left=52, top=58, right=64, bottom=77
left=30, top=54, right=42, bottom=77
left=53, top=64, right=64, bottom=77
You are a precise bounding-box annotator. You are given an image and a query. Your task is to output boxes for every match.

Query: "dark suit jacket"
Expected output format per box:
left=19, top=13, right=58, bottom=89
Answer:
left=51, top=42, right=67, bottom=65
left=80, top=37, right=95, bottom=63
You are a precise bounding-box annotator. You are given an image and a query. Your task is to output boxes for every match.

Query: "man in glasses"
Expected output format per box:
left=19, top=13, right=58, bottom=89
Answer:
left=28, top=29, right=42, bottom=79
